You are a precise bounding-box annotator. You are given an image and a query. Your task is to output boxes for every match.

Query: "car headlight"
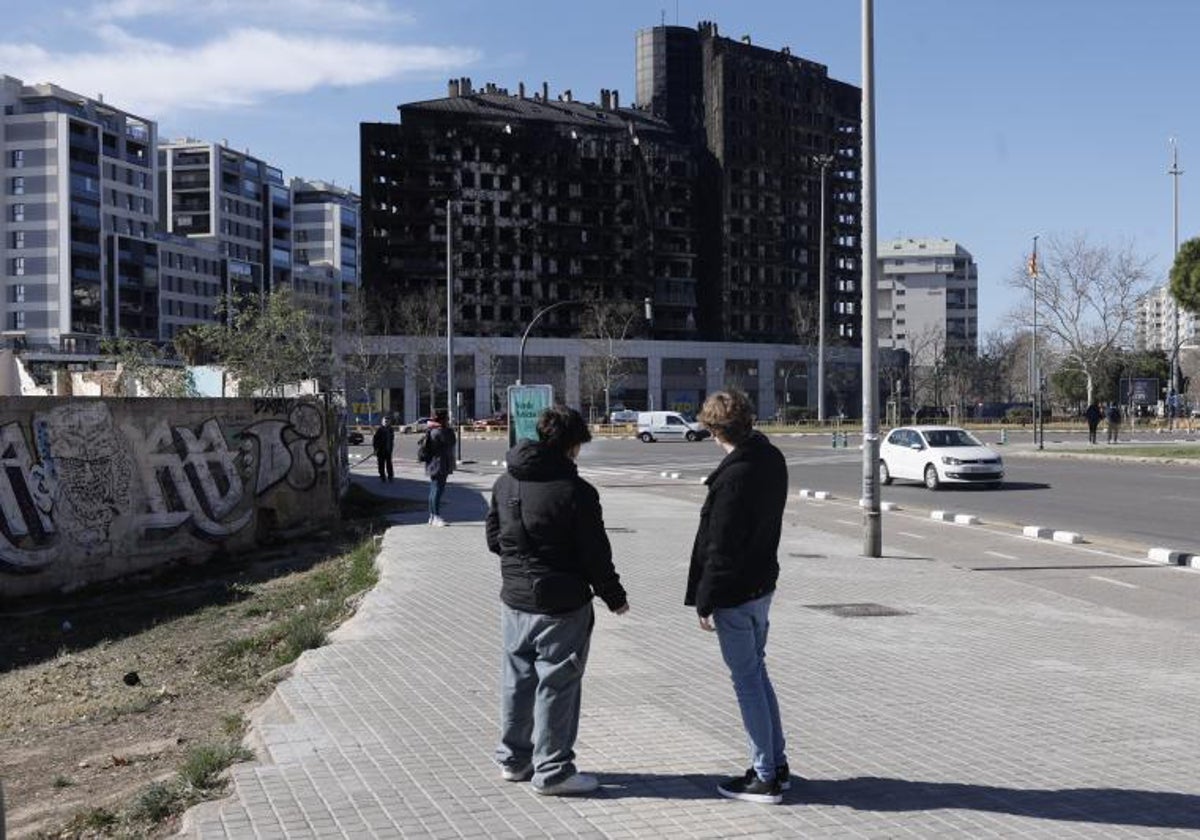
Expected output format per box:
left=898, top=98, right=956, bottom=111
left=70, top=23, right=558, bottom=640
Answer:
left=941, top=456, right=962, bottom=465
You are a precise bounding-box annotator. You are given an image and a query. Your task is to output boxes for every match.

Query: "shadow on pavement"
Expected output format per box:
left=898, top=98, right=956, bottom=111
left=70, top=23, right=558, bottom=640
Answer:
left=798, top=776, right=1200, bottom=829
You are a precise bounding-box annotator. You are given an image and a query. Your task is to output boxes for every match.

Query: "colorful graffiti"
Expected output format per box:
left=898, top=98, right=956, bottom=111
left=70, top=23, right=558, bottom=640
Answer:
left=0, top=399, right=333, bottom=579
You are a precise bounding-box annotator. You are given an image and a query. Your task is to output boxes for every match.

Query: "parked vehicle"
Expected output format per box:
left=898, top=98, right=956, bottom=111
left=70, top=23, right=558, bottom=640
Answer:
left=471, top=413, right=508, bottom=431
left=879, top=425, right=1003, bottom=490
left=347, top=428, right=365, bottom=445
left=608, top=408, right=639, bottom=423
left=636, top=411, right=710, bottom=443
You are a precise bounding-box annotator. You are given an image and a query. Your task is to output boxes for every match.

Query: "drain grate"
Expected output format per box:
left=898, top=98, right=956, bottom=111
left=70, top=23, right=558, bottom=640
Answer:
left=803, top=602, right=912, bottom=618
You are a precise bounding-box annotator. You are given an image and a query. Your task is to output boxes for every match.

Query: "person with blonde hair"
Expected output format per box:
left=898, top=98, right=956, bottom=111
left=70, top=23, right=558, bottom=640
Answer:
left=686, top=389, right=791, bottom=804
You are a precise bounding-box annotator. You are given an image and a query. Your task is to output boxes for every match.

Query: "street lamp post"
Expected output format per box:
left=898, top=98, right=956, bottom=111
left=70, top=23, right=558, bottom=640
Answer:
left=1168, top=138, right=1183, bottom=428
left=1029, top=235, right=1042, bottom=450
left=860, top=0, right=882, bottom=557
left=813, top=154, right=834, bottom=425
left=517, top=299, right=578, bottom=386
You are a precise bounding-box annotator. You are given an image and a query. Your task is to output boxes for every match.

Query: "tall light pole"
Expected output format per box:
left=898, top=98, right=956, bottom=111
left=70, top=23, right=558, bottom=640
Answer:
left=1029, top=235, right=1041, bottom=450
left=860, top=0, right=881, bottom=557
left=445, top=197, right=459, bottom=459
left=1168, top=138, right=1183, bottom=426
left=813, top=154, right=834, bottom=424
left=517, top=299, right=580, bottom=385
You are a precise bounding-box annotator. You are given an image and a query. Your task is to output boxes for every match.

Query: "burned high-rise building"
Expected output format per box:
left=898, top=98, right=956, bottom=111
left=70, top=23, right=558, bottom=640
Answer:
left=362, top=21, right=861, bottom=345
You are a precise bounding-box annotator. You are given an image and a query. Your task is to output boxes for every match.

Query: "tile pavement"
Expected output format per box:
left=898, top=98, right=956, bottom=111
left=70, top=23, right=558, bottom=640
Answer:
left=181, top=465, right=1200, bottom=838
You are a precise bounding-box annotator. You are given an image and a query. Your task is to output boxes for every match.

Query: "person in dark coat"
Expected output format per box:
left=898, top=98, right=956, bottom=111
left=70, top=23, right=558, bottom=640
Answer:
left=686, top=389, right=790, bottom=805
left=1106, top=402, right=1122, bottom=444
left=485, top=405, right=629, bottom=796
left=371, top=416, right=394, bottom=482
left=1084, top=402, right=1102, bottom=444
left=424, top=410, right=457, bottom=525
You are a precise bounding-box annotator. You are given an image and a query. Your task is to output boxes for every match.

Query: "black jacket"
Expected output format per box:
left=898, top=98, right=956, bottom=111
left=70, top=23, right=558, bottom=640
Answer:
left=372, top=423, right=394, bottom=456
left=423, top=424, right=456, bottom=479
left=686, top=431, right=789, bottom=617
left=486, top=440, right=627, bottom=614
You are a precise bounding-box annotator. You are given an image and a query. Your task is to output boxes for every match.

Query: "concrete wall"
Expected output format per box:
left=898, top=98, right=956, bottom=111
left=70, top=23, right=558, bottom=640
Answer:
left=0, top=396, right=340, bottom=599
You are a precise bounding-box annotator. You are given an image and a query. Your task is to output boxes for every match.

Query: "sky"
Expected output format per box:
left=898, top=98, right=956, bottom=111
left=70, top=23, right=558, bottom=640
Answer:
left=3, top=0, right=1197, bottom=337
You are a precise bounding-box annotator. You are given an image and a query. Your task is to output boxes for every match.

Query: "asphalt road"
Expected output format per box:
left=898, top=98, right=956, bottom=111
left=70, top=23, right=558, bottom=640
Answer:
left=440, top=430, right=1200, bottom=556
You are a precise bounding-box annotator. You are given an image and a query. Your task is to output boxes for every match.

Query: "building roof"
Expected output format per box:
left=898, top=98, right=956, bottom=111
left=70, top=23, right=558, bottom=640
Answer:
left=881, top=237, right=974, bottom=260
left=399, top=92, right=674, bottom=137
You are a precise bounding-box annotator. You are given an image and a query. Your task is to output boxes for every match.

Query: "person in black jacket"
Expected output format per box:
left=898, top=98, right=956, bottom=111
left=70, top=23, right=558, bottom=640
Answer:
left=371, top=416, right=394, bottom=482
left=485, top=405, right=629, bottom=796
left=424, top=410, right=457, bottom=525
left=686, top=389, right=790, bottom=804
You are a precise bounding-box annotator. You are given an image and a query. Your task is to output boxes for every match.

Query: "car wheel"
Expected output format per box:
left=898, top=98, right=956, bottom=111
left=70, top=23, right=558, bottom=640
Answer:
left=880, top=460, right=892, bottom=485
left=639, top=432, right=654, bottom=443
left=685, top=431, right=697, bottom=442
left=924, top=464, right=941, bottom=490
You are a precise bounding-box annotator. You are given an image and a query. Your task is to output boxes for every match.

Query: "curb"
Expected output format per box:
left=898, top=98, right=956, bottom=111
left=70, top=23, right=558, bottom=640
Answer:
left=931, top=510, right=979, bottom=525
left=1148, top=547, right=1197, bottom=566
left=1023, top=525, right=1084, bottom=544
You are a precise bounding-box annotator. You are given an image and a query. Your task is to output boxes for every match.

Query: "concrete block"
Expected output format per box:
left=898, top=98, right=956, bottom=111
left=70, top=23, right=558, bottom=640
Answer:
left=1052, top=530, right=1084, bottom=544
left=1148, top=547, right=1186, bottom=565
left=1023, top=525, right=1052, bottom=539
left=953, top=514, right=979, bottom=525
left=931, top=510, right=955, bottom=522
left=881, top=501, right=900, bottom=511
left=798, top=489, right=815, bottom=498
left=813, top=490, right=834, bottom=500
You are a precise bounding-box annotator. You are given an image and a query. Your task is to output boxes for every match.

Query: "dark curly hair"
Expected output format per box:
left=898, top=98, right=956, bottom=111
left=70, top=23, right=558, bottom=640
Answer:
left=537, top=405, right=592, bottom=453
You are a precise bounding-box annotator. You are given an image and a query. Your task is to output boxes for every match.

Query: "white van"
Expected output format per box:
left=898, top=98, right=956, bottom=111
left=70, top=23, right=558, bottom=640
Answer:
left=636, top=411, right=709, bottom=443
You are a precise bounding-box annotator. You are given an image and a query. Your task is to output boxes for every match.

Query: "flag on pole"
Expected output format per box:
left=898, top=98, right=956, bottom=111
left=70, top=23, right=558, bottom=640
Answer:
left=1027, top=246, right=1039, bottom=278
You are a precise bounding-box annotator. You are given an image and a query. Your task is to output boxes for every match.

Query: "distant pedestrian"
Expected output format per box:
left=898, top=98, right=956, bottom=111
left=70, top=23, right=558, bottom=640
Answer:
left=1085, top=402, right=1102, bottom=444
left=423, top=410, right=457, bottom=526
left=686, top=389, right=790, bottom=805
left=486, top=405, right=629, bottom=795
left=372, top=416, right=394, bottom=482
left=1106, top=403, right=1122, bottom=444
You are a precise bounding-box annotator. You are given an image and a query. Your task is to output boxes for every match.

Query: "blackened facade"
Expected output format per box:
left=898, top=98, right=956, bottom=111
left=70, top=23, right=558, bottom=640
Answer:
left=362, top=21, right=861, bottom=345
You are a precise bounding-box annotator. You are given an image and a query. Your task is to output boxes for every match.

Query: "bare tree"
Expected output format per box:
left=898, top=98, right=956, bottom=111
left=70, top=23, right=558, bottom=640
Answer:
left=788, top=291, right=820, bottom=347
left=340, top=287, right=399, bottom=422
left=1007, top=233, right=1153, bottom=405
left=579, top=299, right=649, bottom=420
left=395, top=286, right=445, bottom=415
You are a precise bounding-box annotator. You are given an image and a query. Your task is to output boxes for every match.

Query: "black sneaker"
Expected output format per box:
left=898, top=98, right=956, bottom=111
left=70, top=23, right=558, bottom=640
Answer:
left=717, top=772, right=782, bottom=804
left=738, top=764, right=791, bottom=791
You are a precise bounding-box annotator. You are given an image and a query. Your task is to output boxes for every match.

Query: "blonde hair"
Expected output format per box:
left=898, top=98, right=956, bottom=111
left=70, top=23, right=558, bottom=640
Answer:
left=697, top=390, right=754, bottom=445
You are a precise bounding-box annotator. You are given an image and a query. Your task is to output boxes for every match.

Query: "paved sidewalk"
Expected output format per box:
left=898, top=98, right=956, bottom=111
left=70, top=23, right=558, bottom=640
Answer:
left=183, top=464, right=1200, bottom=838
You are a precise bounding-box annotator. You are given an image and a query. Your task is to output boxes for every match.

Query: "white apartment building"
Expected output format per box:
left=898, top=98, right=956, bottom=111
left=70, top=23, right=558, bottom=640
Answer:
left=877, top=237, right=978, bottom=364
left=291, top=178, right=360, bottom=329
left=1135, top=284, right=1198, bottom=355
left=1, top=75, right=157, bottom=352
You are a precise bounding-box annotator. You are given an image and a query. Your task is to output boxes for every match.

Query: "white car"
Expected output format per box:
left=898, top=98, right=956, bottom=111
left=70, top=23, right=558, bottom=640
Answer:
left=879, top=425, right=1004, bottom=490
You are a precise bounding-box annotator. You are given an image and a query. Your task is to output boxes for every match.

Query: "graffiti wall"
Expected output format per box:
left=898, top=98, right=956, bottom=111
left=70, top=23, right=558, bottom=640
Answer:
left=0, top=397, right=340, bottom=599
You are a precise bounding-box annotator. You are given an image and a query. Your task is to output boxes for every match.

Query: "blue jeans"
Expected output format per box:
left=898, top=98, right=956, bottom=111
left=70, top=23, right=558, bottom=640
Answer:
left=496, top=602, right=593, bottom=788
left=428, top=475, right=447, bottom=517
left=713, top=592, right=787, bottom=782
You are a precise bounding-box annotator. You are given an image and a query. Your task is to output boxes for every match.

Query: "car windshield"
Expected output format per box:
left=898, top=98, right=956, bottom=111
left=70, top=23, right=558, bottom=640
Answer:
left=923, top=429, right=980, bottom=448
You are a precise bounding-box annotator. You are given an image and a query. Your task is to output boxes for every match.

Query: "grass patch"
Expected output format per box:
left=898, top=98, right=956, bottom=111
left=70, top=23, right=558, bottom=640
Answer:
left=1056, top=445, right=1200, bottom=459
left=203, top=532, right=381, bottom=687
left=180, top=740, right=255, bottom=790
left=51, top=774, right=74, bottom=788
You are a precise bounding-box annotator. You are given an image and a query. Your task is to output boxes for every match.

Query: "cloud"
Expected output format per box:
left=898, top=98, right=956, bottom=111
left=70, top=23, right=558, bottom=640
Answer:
left=0, top=26, right=477, bottom=114
left=89, top=0, right=410, bottom=28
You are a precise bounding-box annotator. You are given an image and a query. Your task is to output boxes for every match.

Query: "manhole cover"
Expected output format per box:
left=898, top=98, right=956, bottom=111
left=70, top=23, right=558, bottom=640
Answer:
left=804, top=602, right=912, bottom=618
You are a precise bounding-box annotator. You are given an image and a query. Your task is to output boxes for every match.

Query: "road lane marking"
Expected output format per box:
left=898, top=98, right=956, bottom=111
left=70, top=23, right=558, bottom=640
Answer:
left=985, top=551, right=1018, bottom=560
left=896, top=531, right=926, bottom=540
left=834, top=519, right=857, bottom=526
left=1090, top=575, right=1139, bottom=589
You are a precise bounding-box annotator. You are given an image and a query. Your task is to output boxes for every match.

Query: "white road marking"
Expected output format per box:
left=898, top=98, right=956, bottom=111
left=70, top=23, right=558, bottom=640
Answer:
left=985, top=551, right=1018, bottom=560
left=896, top=531, right=926, bottom=540
left=1089, top=575, right=1139, bottom=589
left=834, top=519, right=857, bottom=526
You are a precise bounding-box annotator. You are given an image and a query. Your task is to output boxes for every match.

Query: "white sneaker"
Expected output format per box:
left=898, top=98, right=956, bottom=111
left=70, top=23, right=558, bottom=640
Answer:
left=500, top=763, right=533, bottom=782
left=430, top=516, right=448, bottom=527
left=534, top=772, right=598, bottom=796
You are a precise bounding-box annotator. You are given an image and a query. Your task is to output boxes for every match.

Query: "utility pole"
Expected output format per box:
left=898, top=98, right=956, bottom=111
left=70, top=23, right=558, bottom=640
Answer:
left=860, top=0, right=881, bottom=557
left=1029, top=235, right=1041, bottom=450
left=1168, top=138, right=1183, bottom=427
left=814, top=154, right=834, bottom=425
left=446, top=198, right=458, bottom=458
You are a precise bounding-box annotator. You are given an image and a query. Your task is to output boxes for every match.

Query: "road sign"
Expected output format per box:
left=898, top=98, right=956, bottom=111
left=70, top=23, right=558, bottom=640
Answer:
left=507, top=384, right=554, bottom=448
left=1121, top=377, right=1159, bottom=406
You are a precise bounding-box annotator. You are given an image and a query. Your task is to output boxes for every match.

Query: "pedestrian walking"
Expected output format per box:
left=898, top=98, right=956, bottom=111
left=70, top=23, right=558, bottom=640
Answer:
left=422, top=410, right=456, bottom=526
left=1085, top=402, right=1102, bottom=444
left=1106, top=403, right=1122, bottom=444
left=372, top=416, right=394, bottom=482
left=485, top=405, right=629, bottom=796
left=686, top=389, right=791, bottom=804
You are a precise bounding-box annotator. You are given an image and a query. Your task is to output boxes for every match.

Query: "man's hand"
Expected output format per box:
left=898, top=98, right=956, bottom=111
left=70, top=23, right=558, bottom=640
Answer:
left=698, top=614, right=715, bottom=632
left=613, top=603, right=630, bottom=615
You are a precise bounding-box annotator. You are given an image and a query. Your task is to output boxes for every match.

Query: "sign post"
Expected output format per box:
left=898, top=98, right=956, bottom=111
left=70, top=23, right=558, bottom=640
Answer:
left=507, top=384, right=554, bottom=449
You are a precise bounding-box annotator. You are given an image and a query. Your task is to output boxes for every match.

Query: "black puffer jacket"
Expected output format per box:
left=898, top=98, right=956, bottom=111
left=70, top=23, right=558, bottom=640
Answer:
left=486, top=440, right=627, bottom=614
left=685, top=431, right=789, bottom=617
